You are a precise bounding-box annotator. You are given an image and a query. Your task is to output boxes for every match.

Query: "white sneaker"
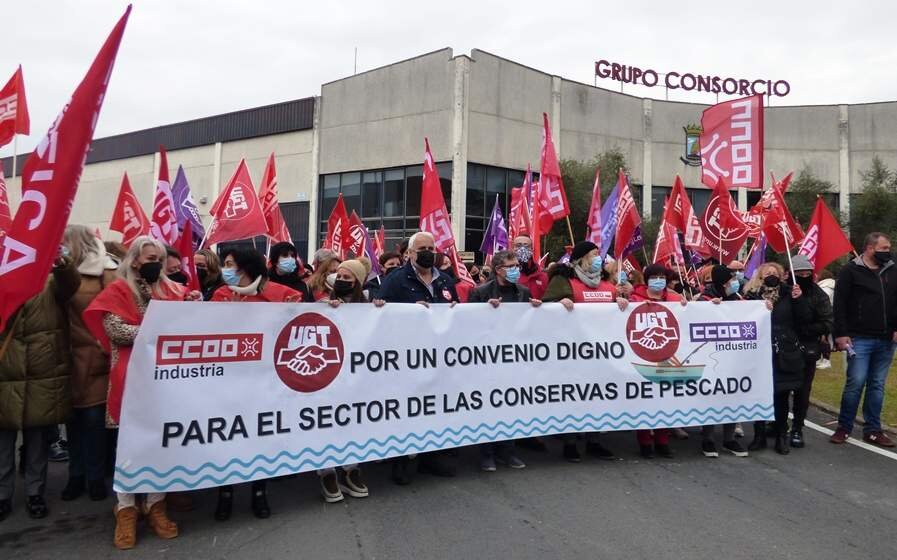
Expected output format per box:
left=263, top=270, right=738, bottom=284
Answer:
left=320, top=472, right=344, bottom=503
left=816, top=358, right=831, bottom=370
left=734, top=423, right=745, bottom=438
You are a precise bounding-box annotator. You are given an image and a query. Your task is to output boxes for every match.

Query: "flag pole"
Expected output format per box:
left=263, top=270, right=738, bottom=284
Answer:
left=779, top=223, right=797, bottom=285
left=10, top=135, right=17, bottom=182
left=565, top=215, right=575, bottom=246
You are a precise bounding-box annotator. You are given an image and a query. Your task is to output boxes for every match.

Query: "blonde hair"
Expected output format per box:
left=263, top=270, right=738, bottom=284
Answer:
left=63, top=225, right=101, bottom=267
left=744, top=262, right=785, bottom=293
left=308, top=252, right=341, bottom=295
left=118, top=235, right=178, bottom=298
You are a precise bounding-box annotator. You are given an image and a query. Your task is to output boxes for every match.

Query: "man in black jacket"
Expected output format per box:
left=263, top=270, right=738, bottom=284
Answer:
left=789, top=255, right=833, bottom=448
left=831, top=232, right=897, bottom=447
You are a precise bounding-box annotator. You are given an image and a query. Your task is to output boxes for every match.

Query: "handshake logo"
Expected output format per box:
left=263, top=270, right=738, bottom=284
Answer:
left=273, top=313, right=344, bottom=393
left=625, top=303, right=681, bottom=363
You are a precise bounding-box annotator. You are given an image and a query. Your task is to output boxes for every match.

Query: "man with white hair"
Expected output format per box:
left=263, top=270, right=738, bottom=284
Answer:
left=375, top=231, right=459, bottom=484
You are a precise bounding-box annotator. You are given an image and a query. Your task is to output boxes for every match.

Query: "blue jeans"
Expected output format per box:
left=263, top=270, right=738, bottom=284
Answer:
left=838, top=337, right=896, bottom=433
left=66, top=404, right=108, bottom=481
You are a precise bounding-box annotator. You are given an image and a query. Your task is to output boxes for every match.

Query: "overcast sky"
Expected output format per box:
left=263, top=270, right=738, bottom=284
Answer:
left=3, top=0, right=896, bottom=157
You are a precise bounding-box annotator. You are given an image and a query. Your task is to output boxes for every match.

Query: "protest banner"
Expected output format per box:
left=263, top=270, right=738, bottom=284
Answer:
left=114, top=300, right=773, bottom=492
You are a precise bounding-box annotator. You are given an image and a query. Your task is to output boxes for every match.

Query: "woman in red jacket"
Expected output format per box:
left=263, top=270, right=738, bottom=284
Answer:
left=627, top=264, right=687, bottom=458
left=210, top=248, right=302, bottom=521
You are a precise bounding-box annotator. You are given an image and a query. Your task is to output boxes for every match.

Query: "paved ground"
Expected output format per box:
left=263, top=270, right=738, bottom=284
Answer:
left=2, top=406, right=896, bottom=559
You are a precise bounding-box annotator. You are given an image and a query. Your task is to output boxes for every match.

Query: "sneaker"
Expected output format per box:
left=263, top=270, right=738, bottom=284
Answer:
left=339, top=468, right=369, bottom=498
left=672, top=428, right=689, bottom=440
left=497, top=454, right=526, bottom=469
left=701, top=440, right=719, bottom=458
left=734, top=424, right=745, bottom=438
left=391, top=457, right=412, bottom=486
left=586, top=441, right=617, bottom=460
left=320, top=472, right=344, bottom=503
left=829, top=427, right=850, bottom=444
left=639, top=444, right=655, bottom=459
left=61, top=476, right=85, bottom=501
left=48, top=441, right=69, bottom=462
left=723, top=440, right=749, bottom=457
left=790, top=430, right=805, bottom=449
left=563, top=443, right=582, bottom=463
left=480, top=456, right=497, bottom=472
left=816, top=358, right=831, bottom=370
left=26, top=495, right=48, bottom=519
left=655, top=444, right=674, bottom=459
left=863, top=432, right=896, bottom=448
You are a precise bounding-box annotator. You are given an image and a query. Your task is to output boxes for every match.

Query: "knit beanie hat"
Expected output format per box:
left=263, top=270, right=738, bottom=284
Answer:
left=339, top=259, right=367, bottom=285
left=570, top=241, right=599, bottom=262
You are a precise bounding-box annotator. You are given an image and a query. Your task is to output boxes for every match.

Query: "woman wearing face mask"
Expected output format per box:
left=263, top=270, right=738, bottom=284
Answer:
left=209, top=248, right=302, bottom=521
left=307, top=250, right=342, bottom=301
left=315, top=260, right=371, bottom=502
left=267, top=242, right=311, bottom=301
left=743, top=262, right=812, bottom=455
left=83, top=236, right=199, bottom=550
left=543, top=241, right=626, bottom=462
left=628, top=264, right=687, bottom=458
left=194, top=249, right=224, bottom=301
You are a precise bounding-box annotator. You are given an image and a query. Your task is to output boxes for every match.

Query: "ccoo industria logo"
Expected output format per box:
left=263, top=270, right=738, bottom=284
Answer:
left=273, top=313, right=344, bottom=393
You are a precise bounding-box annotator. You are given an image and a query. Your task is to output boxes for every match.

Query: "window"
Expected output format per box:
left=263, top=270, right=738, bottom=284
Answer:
left=341, top=172, right=361, bottom=216
left=383, top=168, right=404, bottom=217
left=405, top=165, right=422, bottom=219
left=465, top=163, right=537, bottom=262
left=362, top=171, right=381, bottom=218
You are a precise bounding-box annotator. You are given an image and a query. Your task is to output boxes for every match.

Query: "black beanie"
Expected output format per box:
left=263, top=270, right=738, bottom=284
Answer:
left=571, top=241, right=599, bottom=262
left=711, top=265, right=733, bottom=287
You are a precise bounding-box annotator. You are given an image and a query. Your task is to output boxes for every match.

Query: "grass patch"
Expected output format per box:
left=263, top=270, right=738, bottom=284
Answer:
left=811, top=352, right=897, bottom=428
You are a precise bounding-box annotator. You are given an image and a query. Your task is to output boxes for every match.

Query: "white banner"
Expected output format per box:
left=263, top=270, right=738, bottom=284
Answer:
left=114, top=300, right=773, bottom=492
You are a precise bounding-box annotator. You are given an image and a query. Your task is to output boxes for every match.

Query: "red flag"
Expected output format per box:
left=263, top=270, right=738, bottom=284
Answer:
left=346, top=211, right=367, bottom=257
left=700, top=178, right=749, bottom=262
left=586, top=168, right=602, bottom=245
left=746, top=171, right=795, bottom=248
left=374, top=225, right=386, bottom=259
left=0, top=169, right=11, bottom=236
left=176, top=221, right=201, bottom=292
left=539, top=113, right=570, bottom=223
left=150, top=146, right=178, bottom=245
left=700, top=94, right=764, bottom=189
left=667, top=176, right=710, bottom=255
left=0, top=7, right=130, bottom=331
left=654, top=198, right=685, bottom=265
left=761, top=183, right=804, bottom=252
left=0, top=66, right=30, bottom=148
left=613, top=169, right=641, bottom=259
left=798, top=198, right=853, bottom=273
left=258, top=153, right=292, bottom=244
left=204, top=159, right=268, bottom=246
left=419, top=138, right=474, bottom=286
left=109, top=172, right=151, bottom=247
left=324, top=193, right=350, bottom=259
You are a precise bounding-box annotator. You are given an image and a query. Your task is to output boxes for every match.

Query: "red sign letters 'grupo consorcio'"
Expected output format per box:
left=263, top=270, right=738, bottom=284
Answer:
left=594, top=59, right=790, bottom=98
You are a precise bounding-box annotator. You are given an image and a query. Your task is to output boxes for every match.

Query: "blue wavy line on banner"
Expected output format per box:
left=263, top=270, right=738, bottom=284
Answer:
left=115, top=405, right=772, bottom=490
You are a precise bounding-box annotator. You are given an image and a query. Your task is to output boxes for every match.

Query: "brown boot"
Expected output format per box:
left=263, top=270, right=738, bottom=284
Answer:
left=113, top=506, right=139, bottom=550
left=144, top=500, right=179, bottom=540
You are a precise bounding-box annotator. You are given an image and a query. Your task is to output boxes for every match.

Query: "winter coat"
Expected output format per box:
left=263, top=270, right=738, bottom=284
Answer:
left=833, top=256, right=897, bottom=339
left=745, top=285, right=813, bottom=391
left=210, top=278, right=303, bottom=303
left=67, top=248, right=119, bottom=408
left=0, top=259, right=80, bottom=430
left=267, top=269, right=311, bottom=301
left=377, top=262, right=459, bottom=304
left=630, top=284, right=682, bottom=303
left=467, top=279, right=532, bottom=303
left=795, top=282, right=834, bottom=356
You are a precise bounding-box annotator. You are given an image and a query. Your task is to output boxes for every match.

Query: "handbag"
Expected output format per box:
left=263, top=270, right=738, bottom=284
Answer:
left=773, top=330, right=806, bottom=373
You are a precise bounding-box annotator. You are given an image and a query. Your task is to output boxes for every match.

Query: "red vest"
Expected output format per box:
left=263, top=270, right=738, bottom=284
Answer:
left=519, top=269, right=548, bottom=300
left=570, top=278, right=617, bottom=303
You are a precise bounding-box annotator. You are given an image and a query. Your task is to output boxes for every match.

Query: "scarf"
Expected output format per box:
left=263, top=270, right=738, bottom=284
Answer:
left=757, top=285, right=781, bottom=305
left=573, top=263, right=603, bottom=289
left=228, top=275, right=262, bottom=296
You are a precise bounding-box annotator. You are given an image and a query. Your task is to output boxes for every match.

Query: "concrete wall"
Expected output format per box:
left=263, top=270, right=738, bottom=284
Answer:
left=318, top=48, right=457, bottom=174
left=848, top=103, right=897, bottom=193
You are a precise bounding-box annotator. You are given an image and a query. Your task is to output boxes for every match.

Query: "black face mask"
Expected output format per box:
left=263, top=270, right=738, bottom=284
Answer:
left=333, top=279, right=354, bottom=297
left=795, top=275, right=813, bottom=290
left=415, top=250, right=435, bottom=269
left=384, top=266, right=398, bottom=276
left=874, top=250, right=892, bottom=265
left=138, top=261, right=163, bottom=284
left=763, top=275, right=781, bottom=288
left=196, top=268, right=208, bottom=284
left=167, top=271, right=189, bottom=286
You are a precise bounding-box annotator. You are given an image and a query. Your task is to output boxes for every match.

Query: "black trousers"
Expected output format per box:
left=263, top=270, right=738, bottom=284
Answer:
left=791, top=358, right=818, bottom=431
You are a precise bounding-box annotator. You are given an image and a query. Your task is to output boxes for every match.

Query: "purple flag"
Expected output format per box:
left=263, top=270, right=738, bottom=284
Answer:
left=745, top=234, right=766, bottom=279
left=362, top=226, right=382, bottom=278
left=620, top=225, right=644, bottom=260
left=171, top=165, right=205, bottom=250
left=480, top=194, right=509, bottom=256
left=598, top=183, right=620, bottom=259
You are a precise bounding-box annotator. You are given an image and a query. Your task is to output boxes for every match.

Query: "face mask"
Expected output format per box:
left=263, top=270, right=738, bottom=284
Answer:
left=648, top=278, right=666, bottom=292
left=167, top=271, right=188, bottom=285
left=277, top=257, right=297, bottom=274
left=515, top=246, right=533, bottom=264
left=505, top=266, right=521, bottom=284
left=333, top=279, right=354, bottom=297
left=326, top=272, right=337, bottom=288
left=137, top=261, right=163, bottom=284
left=795, top=275, right=813, bottom=289
left=415, top=250, right=435, bottom=269
left=874, top=250, right=892, bottom=265
left=726, top=279, right=740, bottom=296
left=384, top=266, right=398, bottom=276
left=590, top=256, right=603, bottom=274
left=196, top=268, right=208, bottom=284
left=735, top=271, right=745, bottom=283
left=618, top=271, right=628, bottom=284
left=763, top=275, right=781, bottom=288
left=222, top=267, right=241, bottom=286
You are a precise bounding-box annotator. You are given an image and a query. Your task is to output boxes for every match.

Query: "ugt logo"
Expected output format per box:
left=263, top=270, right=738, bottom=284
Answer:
left=273, top=313, right=344, bottom=393
left=625, top=303, right=680, bottom=363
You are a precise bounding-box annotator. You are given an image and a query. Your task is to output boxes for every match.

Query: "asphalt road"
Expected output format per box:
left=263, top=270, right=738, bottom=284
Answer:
left=2, top=406, right=895, bottom=560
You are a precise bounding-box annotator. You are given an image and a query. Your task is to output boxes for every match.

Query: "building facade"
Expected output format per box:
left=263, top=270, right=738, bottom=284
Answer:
left=4, top=48, right=897, bottom=262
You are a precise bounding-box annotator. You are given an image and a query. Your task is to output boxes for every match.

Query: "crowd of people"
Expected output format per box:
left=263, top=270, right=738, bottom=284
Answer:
left=0, top=226, right=894, bottom=550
